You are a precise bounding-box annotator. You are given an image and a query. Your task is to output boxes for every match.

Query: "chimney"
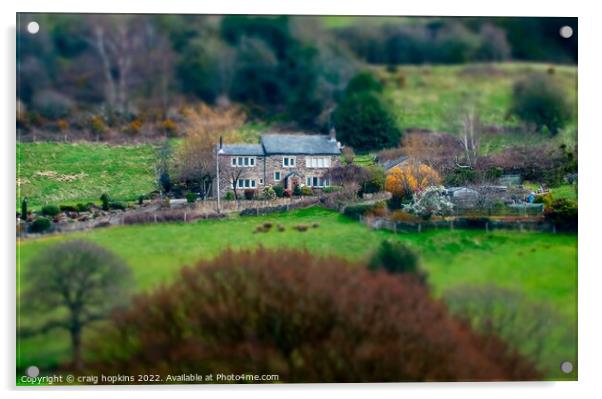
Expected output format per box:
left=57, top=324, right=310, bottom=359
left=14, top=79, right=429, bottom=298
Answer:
left=329, top=127, right=336, bottom=142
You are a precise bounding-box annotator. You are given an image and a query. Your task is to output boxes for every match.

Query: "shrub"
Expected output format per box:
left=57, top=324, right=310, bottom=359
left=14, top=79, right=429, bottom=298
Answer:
left=224, top=191, right=235, bottom=201
left=244, top=189, right=256, bottom=200
left=301, top=186, right=313, bottom=196
left=100, top=193, right=110, bottom=211
left=385, top=163, right=441, bottom=202
left=534, top=192, right=553, bottom=209
left=29, top=217, right=51, bottom=233
left=138, top=195, right=145, bottom=205
left=545, top=198, right=577, bottom=231
left=160, top=118, right=178, bottom=137
left=368, top=240, right=421, bottom=276
left=361, top=165, right=386, bottom=194
left=403, top=186, right=454, bottom=219
left=20, top=198, right=28, bottom=221
left=322, top=186, right=339, bottom=194
left=186, top=192, right=198, bottom=203
left=273, top=185, right=285, bottom=198
left=125, top=119, right=143, bottom=136
left=40, top=204, right=61, bottom=217
left=262, top=186, right=277, bottom=200
left=76, top=203, right=91, bottom=212
left=59, top=205, right=78, bottom=213
left=293, top=184, right=302, bottom=197
left=444, top=167, right=478, bottom=187
left=390, top=210, right=422, bottom=223
left=510, top=73, right=572, bottom=135
left=88, top=248, right=539, bottom=381
left=343, top=203, right=377, bottom=220
left=109, top=201, right=126, bottom=211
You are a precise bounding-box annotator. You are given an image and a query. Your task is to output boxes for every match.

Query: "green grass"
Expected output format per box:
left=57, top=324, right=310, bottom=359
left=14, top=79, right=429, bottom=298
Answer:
left=17, top=207, right=577, bottom=378
left=378, top=63, right=577, bottom=151
left=17, top=142, right=158, bottom=209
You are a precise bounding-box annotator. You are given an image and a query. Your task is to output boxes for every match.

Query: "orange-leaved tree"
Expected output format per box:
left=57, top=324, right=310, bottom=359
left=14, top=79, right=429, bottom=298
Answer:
left=385, top=162, right=441, bottom=201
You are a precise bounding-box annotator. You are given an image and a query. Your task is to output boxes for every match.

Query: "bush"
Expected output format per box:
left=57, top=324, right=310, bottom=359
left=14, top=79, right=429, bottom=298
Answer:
left=244, top=189, right=256, bottom=200
left=510, top=73, right=572, bottom=135
left=385, top=163, right=441, bottom=202
left=40, top=204, right=61, bottom=217
left=293, top=184, right=302, bottom=197
left=368, top=240, right=421, bottom=276
left=76, top=203, right=91, bottom=212
left=100, top=193, right=110, bottom=211
left=301, top=186, right=313, bottom=196
left=59, top=205, right=78, bottom=213
left=109, top=201, right=126, bottom=211
left=343, top=203, right=378, bottom=220
left=273, top=185, right=285, bottom=198
left=444, top=167, right=478, bottom=187
left=186, top=192, right=198, bottom=203
left=29, top=217, right=52, bottom=233
left=545, top=198, right=577, bottom=231
left=224, top=191, right=235, bottom=201
left=262, top=186, right=277, bottom=200
left=361, top=165, right=386, bottom=194
left=534, top=192, right=553, bottom=209
left=20, top=198, right=28, bottom=221
left=138, top=195, right=145, bottom=205
left=88, top=248, right=539, bottom=381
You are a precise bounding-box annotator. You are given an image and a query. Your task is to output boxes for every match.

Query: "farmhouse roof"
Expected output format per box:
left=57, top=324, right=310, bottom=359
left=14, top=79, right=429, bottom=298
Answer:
left=218, top=144, right=264, bottom=156
left=260, top=134, right=341, bottom=155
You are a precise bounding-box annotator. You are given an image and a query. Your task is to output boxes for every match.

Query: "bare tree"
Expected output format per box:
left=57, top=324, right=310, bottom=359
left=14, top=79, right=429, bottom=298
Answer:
left=21, top=241, right=131, bottom=370
left=87, top=15, right=143, bottom=114
left=458, top=106, right=481, bottom=168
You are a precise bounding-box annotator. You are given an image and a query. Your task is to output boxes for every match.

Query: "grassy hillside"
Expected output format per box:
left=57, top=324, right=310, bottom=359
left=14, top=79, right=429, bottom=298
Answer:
left=17, top=142, right=158, bottom=209
left=376, top=62, right=578, bottom=153
left=17, top=207, right=577, bottom=378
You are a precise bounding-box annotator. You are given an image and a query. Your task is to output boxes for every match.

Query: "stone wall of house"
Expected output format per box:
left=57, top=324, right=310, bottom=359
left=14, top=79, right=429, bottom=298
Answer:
left=216, top=154, right=340, bottom=197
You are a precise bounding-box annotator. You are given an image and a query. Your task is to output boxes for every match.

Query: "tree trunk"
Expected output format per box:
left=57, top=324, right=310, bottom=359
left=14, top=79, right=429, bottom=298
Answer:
left=70, top=325, right=83, bottom=371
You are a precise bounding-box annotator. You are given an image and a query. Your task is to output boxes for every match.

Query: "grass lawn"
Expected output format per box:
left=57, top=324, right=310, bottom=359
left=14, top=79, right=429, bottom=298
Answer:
left=17, top=207, right=577, bottom=379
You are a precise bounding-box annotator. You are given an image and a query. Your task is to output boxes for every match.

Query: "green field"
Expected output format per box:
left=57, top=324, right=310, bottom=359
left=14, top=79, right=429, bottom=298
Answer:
left=378, top=63, right=578, bottom=152
left=17, top=142, right=158, bottom=209
left=17, top=207, right=577, bottom=378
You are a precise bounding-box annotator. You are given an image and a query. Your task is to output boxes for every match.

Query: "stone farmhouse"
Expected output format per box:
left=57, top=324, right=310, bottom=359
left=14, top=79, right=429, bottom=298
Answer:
left=215, top=132, right=342, bottom=196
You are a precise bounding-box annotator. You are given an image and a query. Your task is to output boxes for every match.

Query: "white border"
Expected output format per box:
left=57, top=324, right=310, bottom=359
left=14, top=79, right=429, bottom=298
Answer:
left=2, top=1, right=600, bottom=398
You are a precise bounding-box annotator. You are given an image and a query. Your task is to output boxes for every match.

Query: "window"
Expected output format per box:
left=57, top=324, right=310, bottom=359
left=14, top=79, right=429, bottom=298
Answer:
left=231, top=156, right=256, bottom=167
left=259, top=178, right=263, bottom=185
left=305, top=157, right=331, bottom=168
left=274, top=171, right=281, bottom=181
left=283, top=156, right=296, bottom=167
left=234, top=179, right=256, bottom=189
left=306, top=176, right=329, bottom=188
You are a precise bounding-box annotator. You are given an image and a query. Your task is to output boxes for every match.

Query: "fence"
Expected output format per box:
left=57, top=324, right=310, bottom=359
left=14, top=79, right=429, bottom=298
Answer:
left=361, top=215, right=556, bottom=234
left=452, top=203, right=544, bottom=218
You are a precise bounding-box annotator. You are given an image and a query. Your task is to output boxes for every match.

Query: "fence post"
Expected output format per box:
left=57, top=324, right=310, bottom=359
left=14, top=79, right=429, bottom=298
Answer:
left=184, top=212, right=187, bottom=222
left=418, top=223, right=422, bottom=233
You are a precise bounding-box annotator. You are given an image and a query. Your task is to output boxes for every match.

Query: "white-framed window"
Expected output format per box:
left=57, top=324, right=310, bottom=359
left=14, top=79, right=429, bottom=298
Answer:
left=305, top=156, right=331, bottom=168
left=283, top=156, right=296, bottom=167
left=233, top=179, right=256, bottom=189
left=306, top=176, right=329, bottom=188
left=231, top=156, right=256, bottom=167
left=274, top=171, right=281, bottom=181
left=259, top=178, right=263, bottom=185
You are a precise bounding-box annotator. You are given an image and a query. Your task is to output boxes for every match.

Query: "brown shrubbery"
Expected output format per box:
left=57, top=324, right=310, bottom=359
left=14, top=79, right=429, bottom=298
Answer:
left=88, top=248, right=539, bottom=382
